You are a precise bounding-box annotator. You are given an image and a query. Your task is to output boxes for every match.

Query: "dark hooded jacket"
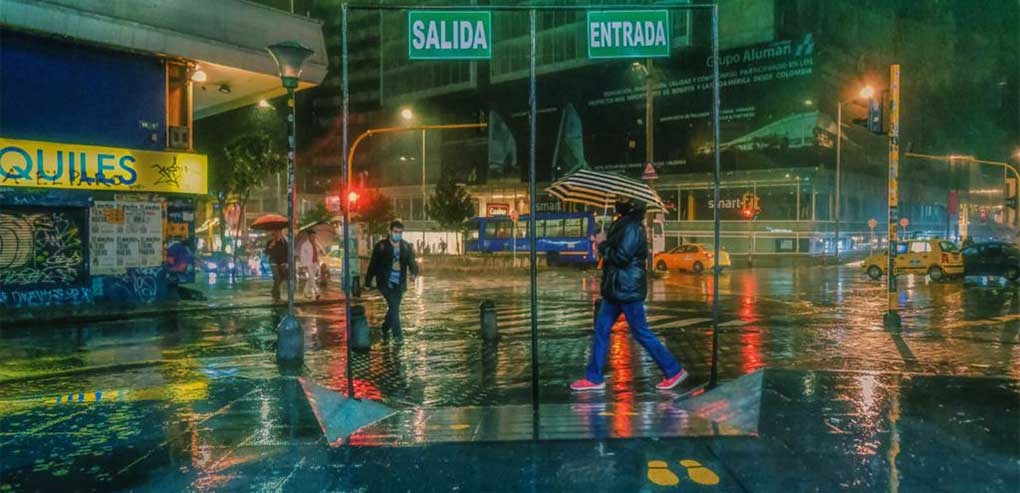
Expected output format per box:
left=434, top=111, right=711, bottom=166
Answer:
left=599, top=203, right=648, bottom=304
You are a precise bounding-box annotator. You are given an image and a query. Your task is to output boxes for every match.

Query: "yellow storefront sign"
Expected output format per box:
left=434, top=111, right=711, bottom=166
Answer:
left=0, top=137, right=207, bottom=195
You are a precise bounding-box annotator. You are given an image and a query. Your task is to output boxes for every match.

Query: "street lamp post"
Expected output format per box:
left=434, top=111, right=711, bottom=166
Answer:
left=267, top=40, right=314, bottom=365
left=633, top=60, right=657, bottom=273
left=399, top=108, right=434, bottom=220
left=834, top=85, right=874, bottom=264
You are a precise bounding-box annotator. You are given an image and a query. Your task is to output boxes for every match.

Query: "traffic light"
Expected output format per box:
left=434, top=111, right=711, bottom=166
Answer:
left=741, top=192, right=761, bottom=220
left=867, top=91, right=892, bottom=135
left=344, top=190, right=360, bottom=212
left=852, top=90, right=891, bottom=135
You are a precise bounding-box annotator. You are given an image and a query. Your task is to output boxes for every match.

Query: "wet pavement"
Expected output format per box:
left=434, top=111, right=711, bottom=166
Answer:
left=1, top=266, right=1018, bottom=491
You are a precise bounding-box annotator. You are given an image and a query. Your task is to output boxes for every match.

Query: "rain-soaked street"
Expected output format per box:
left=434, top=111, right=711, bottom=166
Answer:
left=1, top=265, right=1018, bottom=492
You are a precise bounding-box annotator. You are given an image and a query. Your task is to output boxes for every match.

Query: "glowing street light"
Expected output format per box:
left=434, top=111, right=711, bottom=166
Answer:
left=858, top=85, right=875, bottom=99
left=400, top=107, right=415, bottom=121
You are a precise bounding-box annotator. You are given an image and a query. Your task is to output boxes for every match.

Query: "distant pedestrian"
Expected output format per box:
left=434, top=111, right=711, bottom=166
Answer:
left=266, top=229, right=288, bottom=303
left=439, top=239, right=448, bottom=255
left=365, top=221, right=419, bottom=340
left=571, top=199, right=687, bottom=392
left=301, top=231, right=324, bottom=300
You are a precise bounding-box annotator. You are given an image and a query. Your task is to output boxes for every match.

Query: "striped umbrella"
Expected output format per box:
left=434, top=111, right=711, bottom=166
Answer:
left=545, top=169, right=665, bottom=211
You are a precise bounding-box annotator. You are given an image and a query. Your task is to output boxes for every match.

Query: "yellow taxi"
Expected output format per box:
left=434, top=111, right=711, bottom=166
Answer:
left=863, top=239, right=963, bottom=281
left=654, top=243, right=732, bottom=273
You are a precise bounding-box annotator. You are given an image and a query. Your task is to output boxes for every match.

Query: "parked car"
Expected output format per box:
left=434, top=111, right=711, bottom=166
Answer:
left=962, top=241, right=1020, bottom=281
left=863, top=239, right=963, bottom=281
left=653, top=244, right=731, bottom=273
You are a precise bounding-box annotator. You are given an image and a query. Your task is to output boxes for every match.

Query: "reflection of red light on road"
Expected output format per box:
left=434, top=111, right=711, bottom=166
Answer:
left=741, top=327, right=762, bottom=373
left=609, top=319, right=634, bottom=438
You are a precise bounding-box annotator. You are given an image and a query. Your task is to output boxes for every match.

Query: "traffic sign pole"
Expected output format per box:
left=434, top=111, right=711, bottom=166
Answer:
left=884, top=64, right=902, bottom=330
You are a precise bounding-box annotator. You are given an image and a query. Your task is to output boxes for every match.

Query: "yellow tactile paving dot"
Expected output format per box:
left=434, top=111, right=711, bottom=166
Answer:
left=647, top=460, right=680, bottom=486
left=679, top=459, right=720, bottom=486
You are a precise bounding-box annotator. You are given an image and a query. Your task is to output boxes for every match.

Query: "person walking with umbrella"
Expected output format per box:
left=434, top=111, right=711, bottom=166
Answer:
left=364, top=220, right=418, bottom=341
left=266, top=229, right=288, bottom=303
left=300, top=230, right=324, bottom=300
left=571, top=198, right=687, bottom=392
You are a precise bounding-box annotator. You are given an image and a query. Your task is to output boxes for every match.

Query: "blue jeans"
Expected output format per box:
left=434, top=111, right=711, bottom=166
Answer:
left=585, top=300, right=682, bottom=384
left=379, top=284, right=403, bottom=338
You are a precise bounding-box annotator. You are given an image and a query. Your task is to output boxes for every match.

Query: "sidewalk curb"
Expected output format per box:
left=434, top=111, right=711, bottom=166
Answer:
left=1, top=297, right=349, bottom=328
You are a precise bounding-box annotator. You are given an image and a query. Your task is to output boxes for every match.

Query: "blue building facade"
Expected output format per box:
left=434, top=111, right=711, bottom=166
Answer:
left=0, top=30, right=205, bottom=308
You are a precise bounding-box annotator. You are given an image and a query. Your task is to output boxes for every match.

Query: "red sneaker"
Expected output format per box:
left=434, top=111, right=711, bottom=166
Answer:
left=570, top=378, right=606, bottom=392
left=656, top=370, right=689, bottom=390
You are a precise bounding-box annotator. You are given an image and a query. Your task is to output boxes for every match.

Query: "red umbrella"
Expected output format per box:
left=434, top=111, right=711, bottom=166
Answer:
left=250, top=213, right=289, bottom=231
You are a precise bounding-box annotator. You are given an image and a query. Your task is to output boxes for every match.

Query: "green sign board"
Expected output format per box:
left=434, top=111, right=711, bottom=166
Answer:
left=587, top=10, right=670, bottom=59
left=408, top=11, right=492, bottom=60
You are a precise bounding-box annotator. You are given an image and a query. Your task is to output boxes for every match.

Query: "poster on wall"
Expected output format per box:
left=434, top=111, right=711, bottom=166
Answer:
left=91, top=201, right=164, bottom=274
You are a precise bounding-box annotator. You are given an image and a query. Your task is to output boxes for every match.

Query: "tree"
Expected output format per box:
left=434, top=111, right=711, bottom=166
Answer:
left=196, top=100, right=286, bottom=255
left=427, top=172, right=475, bottom=231
left=220, top=132, right=284, bottom=262
left=300, top=202, right=332, bottom=226
left=353, top=189, right=395, bottom=237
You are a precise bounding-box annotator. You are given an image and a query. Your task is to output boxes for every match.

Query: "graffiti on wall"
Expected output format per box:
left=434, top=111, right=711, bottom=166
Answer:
left=91, top=266, right=166, bottom=304
left=0, top=287, right=92, bottom=307
left=0, top=209, right=86, bottom=287
left=0, top=208, right=89, bottom=308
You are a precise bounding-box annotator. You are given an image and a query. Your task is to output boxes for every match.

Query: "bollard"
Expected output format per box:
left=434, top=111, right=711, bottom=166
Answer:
left=593, top=298, right=603, bottom=326
left=351, top=275, right=362, bottom=298
left=349, top=305, right=370, bottom=350
left=276, top=314, right=304, bottom=365
left=480, top=299, right=498, bottom=341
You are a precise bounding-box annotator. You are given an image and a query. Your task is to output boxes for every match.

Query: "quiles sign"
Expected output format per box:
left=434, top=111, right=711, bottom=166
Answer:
left=0, top=138, right=208, bottom=195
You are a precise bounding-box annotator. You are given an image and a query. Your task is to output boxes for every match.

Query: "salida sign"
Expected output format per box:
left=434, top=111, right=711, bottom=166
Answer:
left=408, top=11, right=491, bottom=60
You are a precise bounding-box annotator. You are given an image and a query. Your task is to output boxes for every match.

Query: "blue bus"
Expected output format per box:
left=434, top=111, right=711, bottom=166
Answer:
left=466, top=212, right=599, bottom=266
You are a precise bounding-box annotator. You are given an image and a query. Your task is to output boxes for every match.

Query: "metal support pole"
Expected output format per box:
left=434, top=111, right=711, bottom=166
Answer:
left=341, top=4, right=356, bottom=398
left=528, top=8, right=540, bottom=437
left=644, top=59, right=656, bottom=274
left=645, top=59, right=654, bottom=166
left=421, top=128, right=427, bottom=219
left=708, top=5, right=722, bottom=389
left=884, top=64, right=902, bottom=329
left=835, top=102, right=842, bottom=263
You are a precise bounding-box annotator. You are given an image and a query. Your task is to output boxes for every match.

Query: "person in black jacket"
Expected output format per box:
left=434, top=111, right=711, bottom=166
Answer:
left=265, top=229, right=288, bottom=303
left=571, top=199, right=687, bottom=392
left=365, top=221, right=419, bottom=340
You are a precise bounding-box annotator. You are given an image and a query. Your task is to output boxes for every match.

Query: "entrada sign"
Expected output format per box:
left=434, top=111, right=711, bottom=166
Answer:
left=408, top=11, right=492, bottom=60
left=587, top=10, right=670, bottom=59
left=0, top=138, right=208, bottom=194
